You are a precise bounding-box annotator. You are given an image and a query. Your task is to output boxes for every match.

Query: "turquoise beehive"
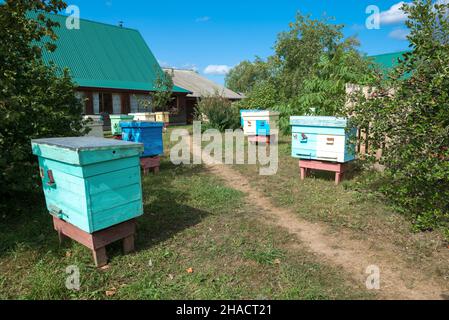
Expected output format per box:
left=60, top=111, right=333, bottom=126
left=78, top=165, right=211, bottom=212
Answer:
left=290, top=116, right=356, bottom=163
left=31, top=137, right=144, bottom=233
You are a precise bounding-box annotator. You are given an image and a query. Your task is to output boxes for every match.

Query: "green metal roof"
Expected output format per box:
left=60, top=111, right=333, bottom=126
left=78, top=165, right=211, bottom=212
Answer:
left=369, top=51, right=409, bottom=73
left=38, top=13, right=189, bottom=93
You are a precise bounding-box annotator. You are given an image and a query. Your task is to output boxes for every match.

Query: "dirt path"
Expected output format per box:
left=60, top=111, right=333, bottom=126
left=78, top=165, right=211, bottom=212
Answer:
left=189, top=137, right=447, bottom=300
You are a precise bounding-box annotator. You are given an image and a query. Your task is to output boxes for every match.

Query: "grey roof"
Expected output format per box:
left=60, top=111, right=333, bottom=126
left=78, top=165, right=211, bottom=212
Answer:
left=163, top=68, right=244, bottom=100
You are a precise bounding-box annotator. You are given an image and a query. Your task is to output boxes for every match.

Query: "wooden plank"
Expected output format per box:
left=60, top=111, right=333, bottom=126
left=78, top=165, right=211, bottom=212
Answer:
left=53, top=217, right=95, bottom=249
left=53, top=217, right=137, bottom=267
left=92, top=247, right=108, bottom=267
left=299, top=160, right=345, bottom=173
left=91, top=220, right=136, bottom=249
left=299, top=160, right=347, bottom=185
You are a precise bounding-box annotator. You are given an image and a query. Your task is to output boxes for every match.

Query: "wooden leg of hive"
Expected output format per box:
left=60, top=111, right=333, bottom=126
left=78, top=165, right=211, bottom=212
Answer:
left=335, top=172, right=343, bottom=185
left=153, top=166, right=160, bottom=175
left=57, top=230, right=68, bottom=245
left=300, top=167, right=307, bottom=180
left=93, top=247, right=108, bottom=267
left=123, top=235, right=135, bottom=254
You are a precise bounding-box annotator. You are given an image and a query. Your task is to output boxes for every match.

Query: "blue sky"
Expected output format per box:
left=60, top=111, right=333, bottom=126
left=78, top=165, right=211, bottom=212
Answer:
left=65, top=0, right=412, bottom=84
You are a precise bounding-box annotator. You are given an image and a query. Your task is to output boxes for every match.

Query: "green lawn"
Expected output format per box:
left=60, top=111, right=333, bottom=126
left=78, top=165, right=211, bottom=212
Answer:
left=231, top=132, right=449, bottom=286
left=0, top=127, right=371, bottom=300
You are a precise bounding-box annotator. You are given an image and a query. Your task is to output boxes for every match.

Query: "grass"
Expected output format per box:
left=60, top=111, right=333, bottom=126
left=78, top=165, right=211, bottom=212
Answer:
left=0, top=126, right=371, bottom=300
left=230, top=132, right=449, bottom=286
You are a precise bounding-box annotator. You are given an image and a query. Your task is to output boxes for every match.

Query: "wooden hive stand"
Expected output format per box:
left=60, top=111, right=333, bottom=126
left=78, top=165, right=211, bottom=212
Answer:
left=53, top=217, right=136, bottom=267
left=248, top=135, right=276, bottom=145
left=140, top=156, right=160, bottom=175
left=299, top=159, right=348, bottom=185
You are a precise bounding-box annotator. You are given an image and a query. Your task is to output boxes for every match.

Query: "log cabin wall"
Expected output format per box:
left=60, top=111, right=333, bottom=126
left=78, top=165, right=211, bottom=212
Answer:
left=77, top=89, right=188, bottom=125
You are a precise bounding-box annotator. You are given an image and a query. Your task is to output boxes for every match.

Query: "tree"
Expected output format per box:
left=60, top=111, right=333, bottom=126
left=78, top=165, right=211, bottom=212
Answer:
left=273, top=13, right=347, bottom=101
left=347, top=0, right=449, bottom=233
left=298, top=41, right=375, bottom=116
left=233, top=12, right=372, bottom=133
left=150, top=70, right=175, bottom=112
left=225, top=57, right=271, bottom=94
left=0, top=0, right=85, bottom=209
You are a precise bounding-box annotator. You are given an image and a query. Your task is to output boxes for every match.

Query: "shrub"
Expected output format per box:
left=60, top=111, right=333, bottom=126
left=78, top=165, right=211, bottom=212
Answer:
left=347, top=0, right=449, bottom=234
left=195, top=94, right=241, bottom=132
left=0, top=1, right=85, bottom=212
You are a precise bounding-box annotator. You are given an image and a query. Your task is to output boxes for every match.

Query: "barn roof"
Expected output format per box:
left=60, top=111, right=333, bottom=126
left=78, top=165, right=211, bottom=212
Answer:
left=369, top=51, right=409, bottom=73
left=163, top=68, right=244, bottom=100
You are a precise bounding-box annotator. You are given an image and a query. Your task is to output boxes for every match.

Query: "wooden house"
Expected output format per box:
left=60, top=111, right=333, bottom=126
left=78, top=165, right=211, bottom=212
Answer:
left=41, top=14, right=190, bottom=127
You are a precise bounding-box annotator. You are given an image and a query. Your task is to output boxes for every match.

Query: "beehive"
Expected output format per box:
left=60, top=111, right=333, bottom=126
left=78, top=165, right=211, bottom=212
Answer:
left=31, top=137, right=144, bottom=233
left=290, top=116, right=356, bottom=163
left=240, top=110, right=280, bottom=136
left=154, top=112, right=170, bottom=124
left=110, top=115, right=134, bottom=136
left=129, top=113, right=156, bottom=122
left=120, top=121, right=164, bottom=157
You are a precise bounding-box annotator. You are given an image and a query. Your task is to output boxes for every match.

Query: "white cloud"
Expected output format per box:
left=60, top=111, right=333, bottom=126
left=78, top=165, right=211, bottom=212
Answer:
left=204, top=65, right=232, bottom=75
left=389, top=28, right=410, bottom=40
left=195, top=16, right=210, bottom=23
left=380, top=2, right=409, bottom=25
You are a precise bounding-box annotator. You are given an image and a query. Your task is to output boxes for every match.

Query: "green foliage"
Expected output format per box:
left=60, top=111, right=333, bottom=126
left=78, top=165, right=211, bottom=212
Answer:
left=150, top=70, right=175, bottom=112
left=298, top=44, right=375, bottom=116
left=273, top=13, right=347, bottom=100
left=233, top=80, right=279, bottom=110
left=0, top=0, right=85, bottom=207
left=224, top=57, right=272, bottom=94
left=195, top=93, right=241, bottom=132
left=228, top=12, right=374, bottom=131
left=347, top=0, right=449, bottom=233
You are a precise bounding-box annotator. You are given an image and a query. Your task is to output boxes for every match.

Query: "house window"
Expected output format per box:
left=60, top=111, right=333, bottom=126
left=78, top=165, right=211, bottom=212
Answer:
left=99, top=92, right=113, bottom=114
left=130, top=94, right=152, bottom=113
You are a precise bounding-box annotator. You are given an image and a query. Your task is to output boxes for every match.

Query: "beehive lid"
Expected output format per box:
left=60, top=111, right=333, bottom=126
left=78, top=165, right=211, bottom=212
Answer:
left=241, top=110, right=280, bottom=117
left=240, top=109, right=260, bottom=114
left=120, top=121, right=164, bottom=128
left=110, top=114, right=134, bottom=119
left=290, top=116, right=348, bottom=127
left=32, top=137, right=144, bottom=166
left=32, top=137, right=143, bottom=151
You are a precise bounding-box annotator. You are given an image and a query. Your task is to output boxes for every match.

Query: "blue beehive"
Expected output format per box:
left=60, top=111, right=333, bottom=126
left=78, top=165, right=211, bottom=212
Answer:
left=290, top=116, right=356, bottom=163
left=120, top=121, right=164, bottom=157
left=31, top=137, right=144, bottom=233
